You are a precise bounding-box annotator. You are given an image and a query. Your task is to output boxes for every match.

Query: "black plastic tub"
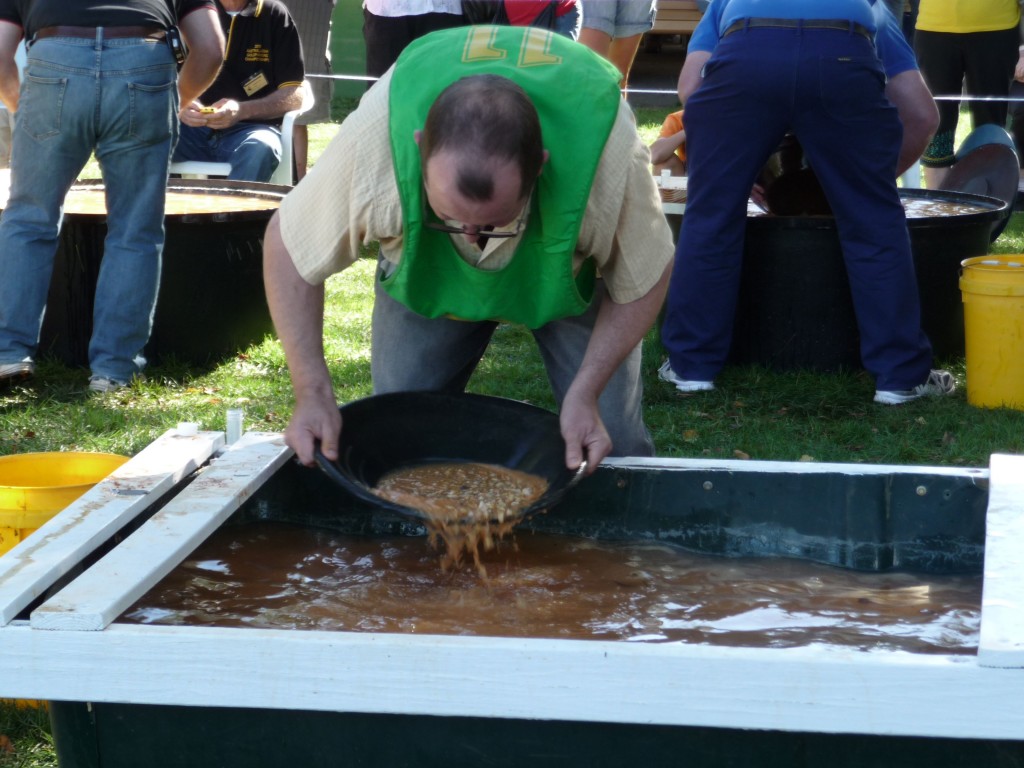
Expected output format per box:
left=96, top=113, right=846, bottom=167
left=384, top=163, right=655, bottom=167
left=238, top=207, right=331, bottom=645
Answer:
left=47, top=701, right=1024, bottom=768
left=728, top=189, right=1007, bottom=371
left=41, top=455, right=1018, bottom=768
left=36, top=179, right=286, bottom=367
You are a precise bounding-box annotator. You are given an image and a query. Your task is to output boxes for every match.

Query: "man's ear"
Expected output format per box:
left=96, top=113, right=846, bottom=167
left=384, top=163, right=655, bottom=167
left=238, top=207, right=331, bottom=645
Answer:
left=539, top=149, right=550, bottom=176
left=414, top=129, right=422, bottom=146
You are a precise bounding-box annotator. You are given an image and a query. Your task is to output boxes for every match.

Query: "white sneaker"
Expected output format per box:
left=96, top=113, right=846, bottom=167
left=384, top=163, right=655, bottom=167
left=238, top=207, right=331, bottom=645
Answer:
left=88, top=375, right=129, bottom=394
left=874, top=369, right=956, bottom=405
left=0, top=361, right=35, bottom=386
left=658, top=360, right=715, bottom=393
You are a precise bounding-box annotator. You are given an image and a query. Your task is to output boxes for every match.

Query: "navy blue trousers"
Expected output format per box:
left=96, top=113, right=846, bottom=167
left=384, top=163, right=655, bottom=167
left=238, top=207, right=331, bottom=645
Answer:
left=662, top=27, right=933, bottom=390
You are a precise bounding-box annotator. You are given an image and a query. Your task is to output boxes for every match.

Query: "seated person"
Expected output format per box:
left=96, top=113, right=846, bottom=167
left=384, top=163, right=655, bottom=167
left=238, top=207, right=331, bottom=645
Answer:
left=650, top=109, right=686, bottom=203
left=174, top=0, right=305, bottom=182
left=650, top=109, right=686, bottom=177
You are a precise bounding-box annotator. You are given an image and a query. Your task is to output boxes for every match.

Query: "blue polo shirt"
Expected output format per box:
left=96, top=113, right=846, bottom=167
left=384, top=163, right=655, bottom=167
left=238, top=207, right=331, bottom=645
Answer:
left=689, top=0, right=918, bottom=78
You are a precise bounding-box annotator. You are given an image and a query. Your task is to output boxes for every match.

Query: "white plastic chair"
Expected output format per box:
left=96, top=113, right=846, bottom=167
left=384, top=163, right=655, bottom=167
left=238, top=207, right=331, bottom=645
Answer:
left=169, top=80, right=315, bottom=185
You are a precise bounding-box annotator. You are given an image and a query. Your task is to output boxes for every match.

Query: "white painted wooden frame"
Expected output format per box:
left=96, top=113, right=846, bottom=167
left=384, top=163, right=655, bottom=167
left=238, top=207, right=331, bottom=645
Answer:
left=0, top=448, right=1021, bottom=743
left=0, top=428, right=223, bottom=626
left=31, top=431, right=292, bottom=631
left=978, top=453, right=1024, bottom=668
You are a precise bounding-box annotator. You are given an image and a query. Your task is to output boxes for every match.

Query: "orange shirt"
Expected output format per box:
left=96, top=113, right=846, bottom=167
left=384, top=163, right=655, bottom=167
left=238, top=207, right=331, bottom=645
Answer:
left=659, top=110, right=686, bottom=165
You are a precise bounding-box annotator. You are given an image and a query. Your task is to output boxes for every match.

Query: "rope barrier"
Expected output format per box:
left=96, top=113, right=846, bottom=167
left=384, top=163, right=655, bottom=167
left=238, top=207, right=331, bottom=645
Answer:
left=306, top=75, right=1024, bottom=102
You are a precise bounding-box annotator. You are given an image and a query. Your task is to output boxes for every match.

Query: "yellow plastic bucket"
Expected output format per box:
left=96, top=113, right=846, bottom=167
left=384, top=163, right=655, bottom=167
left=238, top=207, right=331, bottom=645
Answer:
left=959, top=255, right=1024, bottom=409
left=0, top=451, right=129, bottom=556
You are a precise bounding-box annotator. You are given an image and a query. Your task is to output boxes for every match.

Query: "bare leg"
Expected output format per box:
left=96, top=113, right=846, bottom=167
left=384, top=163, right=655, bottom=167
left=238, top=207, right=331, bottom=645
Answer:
left=922, top=165, right=949, bottom=190
left=578, top=27, right=613, bottom=62
left=293, top=124, right=309, bottom=181
left=606, top=33, right=644, bottom=90
left=578, top=28, right=644, bottom=91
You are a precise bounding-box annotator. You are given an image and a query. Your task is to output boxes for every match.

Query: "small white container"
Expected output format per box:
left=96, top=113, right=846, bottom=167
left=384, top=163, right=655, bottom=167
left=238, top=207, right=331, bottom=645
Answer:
left=226, top=409, right=244, bottom=445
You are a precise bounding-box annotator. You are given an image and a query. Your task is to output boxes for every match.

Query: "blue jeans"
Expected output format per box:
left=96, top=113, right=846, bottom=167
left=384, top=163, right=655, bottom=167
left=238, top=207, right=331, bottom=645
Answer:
left=662, top=27, right=932, bottom=391
left=0, top=33, right=178, bottom=381
left=173, top=123, right=282, bottom=182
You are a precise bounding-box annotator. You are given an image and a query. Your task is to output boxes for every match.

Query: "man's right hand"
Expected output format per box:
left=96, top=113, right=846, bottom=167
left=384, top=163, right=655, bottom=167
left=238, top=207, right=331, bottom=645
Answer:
left=263, top=212, right=339, bottom=467
left=285, top=389, right=342, bottom=466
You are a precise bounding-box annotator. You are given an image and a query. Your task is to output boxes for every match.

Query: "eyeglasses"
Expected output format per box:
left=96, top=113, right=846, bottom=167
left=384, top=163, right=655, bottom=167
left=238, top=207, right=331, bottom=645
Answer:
left=421, top=187, right=531, bottom=239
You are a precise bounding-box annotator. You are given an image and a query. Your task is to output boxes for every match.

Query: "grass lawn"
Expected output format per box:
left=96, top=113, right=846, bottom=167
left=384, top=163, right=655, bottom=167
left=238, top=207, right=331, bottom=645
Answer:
left=4, top=106, right=1022, bottom=465
left=2, top=105, right=1024, bottom=765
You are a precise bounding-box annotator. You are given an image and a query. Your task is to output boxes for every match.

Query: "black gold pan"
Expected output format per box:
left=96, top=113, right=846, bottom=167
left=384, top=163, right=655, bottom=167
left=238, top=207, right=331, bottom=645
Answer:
left=313, top=391, right=587, bottom=525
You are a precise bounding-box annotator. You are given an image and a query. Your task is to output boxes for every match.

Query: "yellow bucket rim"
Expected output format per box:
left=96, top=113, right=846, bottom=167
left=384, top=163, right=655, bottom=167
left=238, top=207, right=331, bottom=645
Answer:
left=0, top=452, right=129, bottom=491
left=960, top=255, right=1024, bottom=271
left=960, top=256, right=1024, bottom=297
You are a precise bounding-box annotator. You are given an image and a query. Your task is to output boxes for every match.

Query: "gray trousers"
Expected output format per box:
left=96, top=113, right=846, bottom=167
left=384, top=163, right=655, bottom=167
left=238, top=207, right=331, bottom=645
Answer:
left=0, top=108, right=13, bottom=169
left=370, top=264, right=654, bottom=457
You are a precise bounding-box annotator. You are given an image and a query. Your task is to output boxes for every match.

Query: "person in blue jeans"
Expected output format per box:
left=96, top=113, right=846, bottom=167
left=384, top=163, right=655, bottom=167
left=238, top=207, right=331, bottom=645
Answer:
left=0, top=0, right=223, bottom=392
left=174, top=0, right=305, bottom=183
left=659, top=0, right=956, bottom=405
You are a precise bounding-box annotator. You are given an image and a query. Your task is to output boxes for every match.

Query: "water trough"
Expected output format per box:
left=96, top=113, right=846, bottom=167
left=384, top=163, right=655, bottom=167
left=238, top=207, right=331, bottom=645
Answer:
left=0, top=429, right=1022, bottom=767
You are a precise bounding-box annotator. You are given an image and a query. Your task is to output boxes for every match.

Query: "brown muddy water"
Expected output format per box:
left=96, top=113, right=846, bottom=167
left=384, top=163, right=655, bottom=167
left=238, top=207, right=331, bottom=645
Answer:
left=122, top=522, right=981, bottom=655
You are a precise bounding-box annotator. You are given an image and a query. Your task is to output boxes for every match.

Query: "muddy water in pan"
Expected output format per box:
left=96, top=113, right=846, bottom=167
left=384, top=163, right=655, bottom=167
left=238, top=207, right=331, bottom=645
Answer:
left=121, top=522, right=981, bottom=654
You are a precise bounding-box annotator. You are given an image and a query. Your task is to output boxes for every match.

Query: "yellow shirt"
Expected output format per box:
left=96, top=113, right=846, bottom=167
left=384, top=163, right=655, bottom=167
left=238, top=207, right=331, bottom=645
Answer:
left=278, top=68, right=674, bottom=306
left=916, top=0, right=1020, bottom=33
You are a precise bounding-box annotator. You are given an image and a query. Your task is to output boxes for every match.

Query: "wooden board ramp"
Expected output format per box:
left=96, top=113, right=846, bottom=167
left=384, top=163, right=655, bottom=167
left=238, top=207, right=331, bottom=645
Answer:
left=0, top=428, right=223, bottom=626
left=30, top=432, right=292, bottom=632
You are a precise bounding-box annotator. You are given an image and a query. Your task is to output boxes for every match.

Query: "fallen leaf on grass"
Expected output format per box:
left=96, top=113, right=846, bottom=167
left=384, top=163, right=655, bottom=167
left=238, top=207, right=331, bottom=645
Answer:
left=682, top=429, right=699, bottom=442
left=733, top=449, right=750, bottom=460
left=798, top=454, right=814, bottom=462
left=0, top=734, right=14, bottom=755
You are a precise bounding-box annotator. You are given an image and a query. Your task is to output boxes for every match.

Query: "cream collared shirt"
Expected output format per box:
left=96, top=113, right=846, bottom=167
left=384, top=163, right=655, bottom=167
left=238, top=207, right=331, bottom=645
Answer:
left=279, top=68, right=674, bottom=305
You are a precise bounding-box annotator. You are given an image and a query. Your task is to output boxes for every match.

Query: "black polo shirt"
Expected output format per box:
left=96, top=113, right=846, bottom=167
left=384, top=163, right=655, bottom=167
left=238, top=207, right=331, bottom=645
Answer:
left=0, top=0, right=215, bottom=40
left=199, top=0, right=304, bottom=126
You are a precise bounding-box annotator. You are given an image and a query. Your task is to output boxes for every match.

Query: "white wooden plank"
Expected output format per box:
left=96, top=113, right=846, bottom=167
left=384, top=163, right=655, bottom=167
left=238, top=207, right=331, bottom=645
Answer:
left=601, top=454, right=991, bottom=480
left=978, top=453, right=1024, bottom=668
left=0, top=429, right=223, bottom=626
left=30, top=432, right=292, bottom=631
left=1, top=622, right=1022, bottom=740
left=655, top=171, right=687, bottom=190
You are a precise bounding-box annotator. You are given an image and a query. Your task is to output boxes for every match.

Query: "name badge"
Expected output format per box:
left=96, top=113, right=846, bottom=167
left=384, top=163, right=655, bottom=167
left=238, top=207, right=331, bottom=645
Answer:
left=242, top=71, right=270, bottom=97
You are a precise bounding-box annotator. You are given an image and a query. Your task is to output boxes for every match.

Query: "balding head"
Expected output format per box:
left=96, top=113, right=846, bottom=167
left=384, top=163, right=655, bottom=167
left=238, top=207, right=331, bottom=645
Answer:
left=419, top=75, right=544, bottom=201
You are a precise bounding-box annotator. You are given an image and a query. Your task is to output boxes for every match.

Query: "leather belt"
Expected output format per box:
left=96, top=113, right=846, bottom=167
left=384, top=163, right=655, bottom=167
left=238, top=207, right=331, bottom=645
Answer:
left=34, top=25, right=166, bottom=42
left=723, top=18, right=873, bottom=41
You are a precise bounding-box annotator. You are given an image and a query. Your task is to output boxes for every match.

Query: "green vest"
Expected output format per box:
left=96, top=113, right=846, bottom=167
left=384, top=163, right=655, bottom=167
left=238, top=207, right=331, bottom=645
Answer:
left=385, top=25, right=621, bottom=329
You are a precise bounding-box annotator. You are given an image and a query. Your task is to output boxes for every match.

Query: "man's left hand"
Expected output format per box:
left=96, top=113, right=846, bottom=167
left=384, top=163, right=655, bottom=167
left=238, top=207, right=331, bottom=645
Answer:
left=559, top=395, right=610, bottom=475
left=199, top=99, right=242, bottom=129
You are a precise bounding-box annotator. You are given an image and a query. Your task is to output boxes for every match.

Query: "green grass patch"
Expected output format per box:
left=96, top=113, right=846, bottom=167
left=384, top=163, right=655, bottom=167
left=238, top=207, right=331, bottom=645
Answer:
left=0, top=703, right=53, bottom=768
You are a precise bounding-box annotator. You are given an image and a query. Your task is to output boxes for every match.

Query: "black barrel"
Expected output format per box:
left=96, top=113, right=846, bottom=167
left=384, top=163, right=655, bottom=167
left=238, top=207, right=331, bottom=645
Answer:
left=38, top=179, right=287, bottom=367
left=729, top=188, right=1007, bottom=371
